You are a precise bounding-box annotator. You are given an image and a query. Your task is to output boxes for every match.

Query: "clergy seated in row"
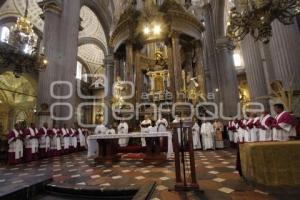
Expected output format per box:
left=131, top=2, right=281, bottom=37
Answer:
left=227, top=103, right=297, bottom=145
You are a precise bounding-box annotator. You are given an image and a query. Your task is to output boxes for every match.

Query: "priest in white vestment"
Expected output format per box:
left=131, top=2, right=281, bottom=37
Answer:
left=200, top=121, right=215, bottom=150
left=106, top=126, right=116, bottom=135
left=95, top=123, right=107, bottom=134
left=192, top=120, right=202, bottom=150
left=140, top=115, right=152, bottom=147
left=272, top=104, right=296, bottom=141
left=156, top=116, right=168, bottom=132
left=7, top=123, right=24, bottom=164
left=118, top=121, right=129, bottom=147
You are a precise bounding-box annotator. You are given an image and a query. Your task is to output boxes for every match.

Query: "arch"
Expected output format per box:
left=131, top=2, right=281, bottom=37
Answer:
left=78, top=37, right=108, bottom=55
left=80, top=0, right=112, bottom=46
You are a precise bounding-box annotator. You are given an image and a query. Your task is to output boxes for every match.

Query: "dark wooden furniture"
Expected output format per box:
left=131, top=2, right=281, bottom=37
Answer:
left=171, top=121, right=200, bottom=191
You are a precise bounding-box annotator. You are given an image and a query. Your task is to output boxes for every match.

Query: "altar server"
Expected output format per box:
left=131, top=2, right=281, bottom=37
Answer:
left=24, top=123, right=39, bottom=162
left=140, top=115, right=152, bottom=147
left=200, top=120, right=215, bottom=150
left=50, top=124, right=61, bottom=156
left=38, top=122, right=50, bottom=158
left=192, top=120, right=202, bottom=149
left=61, top=124, right=70, bottom=154
left=213, top=119, right=224, bottom=148
left=7, top=123, right=24, bottom=164
left=76, top=123, right=86, bottom=150
left=272, top=104, right=296, bottom=141
left=258, top=111, right=275, bottom=141
left=95, top=123, right=107, bottom=134
left=118, top=121, right=129, bottom=147
left=69, top=126, right=78, bottom=152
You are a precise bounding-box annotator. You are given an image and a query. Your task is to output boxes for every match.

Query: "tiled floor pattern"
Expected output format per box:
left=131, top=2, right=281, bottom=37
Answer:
left=0, top=150, right=299, bottom=200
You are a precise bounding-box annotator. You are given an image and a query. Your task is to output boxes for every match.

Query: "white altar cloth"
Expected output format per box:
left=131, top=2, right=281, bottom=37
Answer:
left=87, top=132, right=174, bottom=159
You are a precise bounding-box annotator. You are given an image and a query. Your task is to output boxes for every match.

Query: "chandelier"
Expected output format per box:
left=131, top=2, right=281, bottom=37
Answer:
left=9, top=0, right=35, bottom=51
left=0, top=0, right=48, bottom=75
left=227, top=0, right=300, bottom=43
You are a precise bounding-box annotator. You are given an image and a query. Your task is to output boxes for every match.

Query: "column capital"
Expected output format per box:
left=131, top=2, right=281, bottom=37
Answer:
left=104, top=54, right=114, bottom=66
left=38, top=0, right=62, bottom=15
left=216, top=37, right=235, bottom=51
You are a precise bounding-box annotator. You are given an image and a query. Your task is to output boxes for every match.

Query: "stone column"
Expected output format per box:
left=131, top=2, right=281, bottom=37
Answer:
left=166, top=40, right=176, bottom=100
left=241, top=35, right=269, bottom=106
left=37, top=0, right=62, bottom=127
left=201, top=4, right=219, bottom=101
left=269, top=20, right=300, bottom=91
left=171, top=33, right=182, bottom=100
left=104, top=54, right=114, bottom=125
left=37, top=0, right=81, bottom=127
left=125, top=42, right=133, bottom=82
left=194, top=41, right=206, bottom=94
left=215, top=37, right=239, bottom=116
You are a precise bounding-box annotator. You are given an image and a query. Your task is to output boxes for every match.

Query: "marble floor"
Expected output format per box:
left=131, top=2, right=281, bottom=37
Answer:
left=0, top=149, right=299, bottom=200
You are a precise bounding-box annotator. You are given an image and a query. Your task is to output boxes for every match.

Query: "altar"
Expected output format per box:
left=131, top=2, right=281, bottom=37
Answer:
left=87, top=132, right=174, bottom=162
left=239, top=141, right=300, bottom=186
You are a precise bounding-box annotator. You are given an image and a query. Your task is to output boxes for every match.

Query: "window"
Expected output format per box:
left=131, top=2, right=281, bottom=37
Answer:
left=76, top=61, right=88, bottom=83
left=233, top=53, right=242, bottom=67
left=76, top=61, right=83, bottom=80
left=0, top=26, right=10, bottom=43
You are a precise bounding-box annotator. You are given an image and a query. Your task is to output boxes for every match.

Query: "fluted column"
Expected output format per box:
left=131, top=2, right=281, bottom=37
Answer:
left=215, top=37, right=239, bottom=116
left=241, top=35, right=269, bottom=106
left=37, top=0, right=81, bottom=127
left=269, top=20, right=300, bottom=90
left=104, top=54, right=114, bottom=125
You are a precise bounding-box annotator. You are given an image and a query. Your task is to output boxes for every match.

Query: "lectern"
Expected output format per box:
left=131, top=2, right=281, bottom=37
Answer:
left=171, top=121, right=200, bottom=191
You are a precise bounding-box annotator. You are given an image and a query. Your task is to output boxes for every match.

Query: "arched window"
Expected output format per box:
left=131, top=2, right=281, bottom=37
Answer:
left=0, top=26, right=10, bottom=43
left=76, top=61, right=88, bottom=83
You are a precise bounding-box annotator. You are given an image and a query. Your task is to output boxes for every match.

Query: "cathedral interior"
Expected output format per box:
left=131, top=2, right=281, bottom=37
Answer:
left=0, top=0, right=300, bottom=200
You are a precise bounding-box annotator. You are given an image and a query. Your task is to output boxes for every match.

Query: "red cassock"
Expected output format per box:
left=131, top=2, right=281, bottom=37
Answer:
left=24, top=127, right=39, bottom=162
left=272, top=111, right=297, bottom=141
left=49, top=128, right=62, bottom=157
left=37, top=127, right=51, bottom=159
left=7, top=129, right=24, bottom=165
